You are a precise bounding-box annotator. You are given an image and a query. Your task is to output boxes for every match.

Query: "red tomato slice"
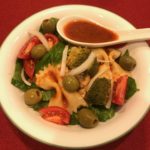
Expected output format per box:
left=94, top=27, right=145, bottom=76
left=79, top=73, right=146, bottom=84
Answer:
left=112, top=75, right=128, bottom=105
left=39, top=106, right=70, bottom=125
left=44, top=33, right=59, bottom=48
left=23, top=59, right=35, bottom=79
left=18, top=36, right=40, bottom=59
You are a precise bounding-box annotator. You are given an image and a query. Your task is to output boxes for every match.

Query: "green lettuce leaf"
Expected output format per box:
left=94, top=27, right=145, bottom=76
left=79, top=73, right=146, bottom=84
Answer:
left=32, top=90, right=55, bottom=110
left=125, top=77, right=139, bottom=99
left=41, top=90, right=56, bottom=101
left=32, top=101, right=49, bottom=111
left=89, top=105, right=116, bottom=122
left=11, top=59, right=31, bottom=91
left=35, top=42, right=65, bottom=73
left=70, top=112, right=79, bottom=125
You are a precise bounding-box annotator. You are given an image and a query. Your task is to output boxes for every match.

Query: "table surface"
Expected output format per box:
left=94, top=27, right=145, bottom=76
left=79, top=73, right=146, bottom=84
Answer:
left=0, top=0, right=150, bottom=150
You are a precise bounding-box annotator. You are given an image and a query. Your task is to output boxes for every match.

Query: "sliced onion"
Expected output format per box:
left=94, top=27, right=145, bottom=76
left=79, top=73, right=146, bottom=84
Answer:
left=21, top=69, right=31, bottom=86
left=60, top=45, right=69, bottom=76
left=29, top=30, right=50, bottom=50
left=68, top=52, right=95, bottom=76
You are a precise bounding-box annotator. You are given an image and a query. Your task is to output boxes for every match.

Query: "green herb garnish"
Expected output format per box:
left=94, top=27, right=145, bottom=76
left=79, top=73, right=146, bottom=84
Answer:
left=35, top=42, right=65, bottom=73
left=125, top=77, right=139, bottom=99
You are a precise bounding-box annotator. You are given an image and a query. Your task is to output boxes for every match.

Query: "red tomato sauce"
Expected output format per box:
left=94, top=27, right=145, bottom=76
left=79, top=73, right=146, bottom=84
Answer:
left=64, top=20, right=118, bottom=43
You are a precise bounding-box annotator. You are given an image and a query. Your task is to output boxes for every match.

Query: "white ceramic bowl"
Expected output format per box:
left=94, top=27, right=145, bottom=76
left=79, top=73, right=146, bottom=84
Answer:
left=0, top=5, right=150, bottom=149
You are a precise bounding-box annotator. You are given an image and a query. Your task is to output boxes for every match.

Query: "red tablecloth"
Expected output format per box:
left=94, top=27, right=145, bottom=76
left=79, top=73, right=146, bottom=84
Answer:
left=0, top=0, right=150, bottom=150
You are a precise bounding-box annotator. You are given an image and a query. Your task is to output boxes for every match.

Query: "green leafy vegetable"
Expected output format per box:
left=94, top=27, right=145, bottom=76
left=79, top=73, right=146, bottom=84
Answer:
left=31, top=89, right=55, bottom=110
left=89, top=105, right=116, bottom=122
left=125, top=77, right=139, bottom=99
left=12, top=59, right=22, bottom=80
left=32, top=101, right=49, bottom=111
left=41, top=90, right=56, bottom=101
left=35, top=42, right=65, bottom=73
left=70, top=112, right=79, bottom=125
left=11, top=59, right=30, bottom=91
left=49, top=42, right=65, bottom=64
left=32, top=89, right=56, bottom=110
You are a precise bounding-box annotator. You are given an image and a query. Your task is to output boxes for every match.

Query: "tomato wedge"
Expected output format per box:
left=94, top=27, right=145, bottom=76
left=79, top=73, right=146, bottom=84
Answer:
left=18, top=34, right=58, bottom=59
left=18, top=36, right=40, bottom=59
left=44, top=33, right=59, bottom=48
left=39, top=106, right=70, bottom=125
left=23, top=59, right=35, bottom=79
left=112, top=75, right=128, bottom=105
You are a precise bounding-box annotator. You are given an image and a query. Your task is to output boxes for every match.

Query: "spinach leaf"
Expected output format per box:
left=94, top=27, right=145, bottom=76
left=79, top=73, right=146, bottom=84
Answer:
left=125, top=77, right=139, bottom=99
left=32, top=101, right=49, bottom=111
left=12, top=59, right=22, bottom=80
left=32, top=89, right=55, bottom=111
left=50, top=42, right=65, bottom=64
left=70, top=112, right=79, bottom=125
left=41, top=90, right=56, bottom=101
left=35, top=42, right=65, bottom=73
left=89, top=105, right=116, bottom=122
left=11, top=59, right=30, bottom=91
left=11, top=79, right=29, bottom=91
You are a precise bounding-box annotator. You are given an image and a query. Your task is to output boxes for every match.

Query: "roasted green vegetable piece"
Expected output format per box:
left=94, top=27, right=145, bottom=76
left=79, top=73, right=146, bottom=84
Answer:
left=77, top=108, right=98, bottom=128
left=125, top=77, right=139, bottom=99
left=70, top=112, right=79, bottom=125
left=85, top=78, right=111, bottom=105
left=67, top=47, right=91, bottom=69
left=119, top=50, right=136, bottom=71
left=89, top=105, right=116, bottom=122
left=11, top=78, right=29, bottom=91
left=32, top=101, right=49, bottom=111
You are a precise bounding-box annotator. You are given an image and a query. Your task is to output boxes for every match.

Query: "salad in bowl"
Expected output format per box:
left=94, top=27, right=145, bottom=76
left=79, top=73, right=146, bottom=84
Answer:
left=11, top=17, right=138, bottom=128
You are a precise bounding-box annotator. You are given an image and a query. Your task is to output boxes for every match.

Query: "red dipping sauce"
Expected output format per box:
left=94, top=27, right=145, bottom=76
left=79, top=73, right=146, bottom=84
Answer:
left=64, top=20, right=118, bottom=43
